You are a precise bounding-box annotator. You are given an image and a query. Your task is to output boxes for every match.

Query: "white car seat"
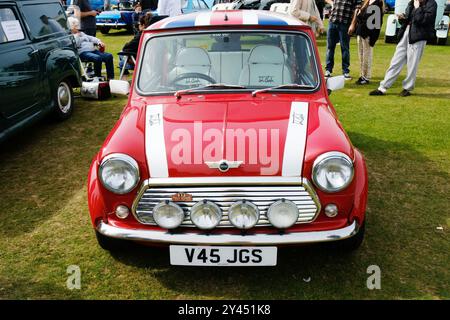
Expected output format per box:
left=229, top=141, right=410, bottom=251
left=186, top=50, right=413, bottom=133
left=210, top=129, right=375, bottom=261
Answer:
left=238, top=45, right=292, bottom=87
left=168, top=47, right=216, bottom=86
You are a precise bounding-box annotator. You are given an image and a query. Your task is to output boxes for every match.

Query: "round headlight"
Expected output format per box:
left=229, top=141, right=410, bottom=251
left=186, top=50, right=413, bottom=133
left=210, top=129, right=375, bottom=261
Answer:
left=267, top=199, right=299, bottom=229
left=190, top=200, right=222, bottom=230
left=228, top=200, right=259, bottom=229
left=312, top=152, right=354, bottom=193
left=152, top=201, right=185, bottom=229
left=99, top=154, right=140, bottom=194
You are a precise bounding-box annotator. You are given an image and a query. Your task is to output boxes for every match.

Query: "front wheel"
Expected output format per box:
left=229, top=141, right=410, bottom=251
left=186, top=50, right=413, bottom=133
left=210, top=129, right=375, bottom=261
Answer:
left=95, top=230, right=128, bottom=251
left=335, top=221, right=365, bottom=251
left=52, top=80, right=74, bottom=121
left=100, top=26, right=110, bottom=34
left=385, top=35, right=397, bottom=43
left=437, top=37, right=447, bottom=46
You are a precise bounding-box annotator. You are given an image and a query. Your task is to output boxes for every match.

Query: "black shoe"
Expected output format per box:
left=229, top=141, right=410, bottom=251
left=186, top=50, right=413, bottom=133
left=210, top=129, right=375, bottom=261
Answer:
left=399, top=89, right=411, bottom=97
left=369, top=89, right=385, bottom=96
left=355, top=77, right=370, bottom=85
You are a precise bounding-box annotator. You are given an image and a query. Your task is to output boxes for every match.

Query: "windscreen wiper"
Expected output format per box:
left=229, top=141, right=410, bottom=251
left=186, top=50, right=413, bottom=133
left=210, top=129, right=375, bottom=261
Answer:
left=251, top=84, right=316, bottom=97
left=175, top=84, right=247, bottom=99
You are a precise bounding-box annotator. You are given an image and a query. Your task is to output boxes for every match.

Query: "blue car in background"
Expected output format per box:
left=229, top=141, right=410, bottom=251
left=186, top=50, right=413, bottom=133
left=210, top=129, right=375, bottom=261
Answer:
left=97, top=0, right=211, bottom=34
left=385, top=0, right=395, bottom=11
left=67, top=0, right=119, bottom=11
left=96, top=1, right=152, bottom=34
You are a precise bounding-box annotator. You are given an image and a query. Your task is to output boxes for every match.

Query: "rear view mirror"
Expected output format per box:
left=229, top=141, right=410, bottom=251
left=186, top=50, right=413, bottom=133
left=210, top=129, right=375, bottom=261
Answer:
left=326, top=75, right=345, bottom=95
left=110, top=80, right=130, bottom=95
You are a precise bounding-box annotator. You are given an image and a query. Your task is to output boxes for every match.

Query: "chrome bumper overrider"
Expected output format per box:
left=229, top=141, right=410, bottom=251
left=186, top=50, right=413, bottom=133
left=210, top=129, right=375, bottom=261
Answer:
left=96, top=220, right=358, bottom=245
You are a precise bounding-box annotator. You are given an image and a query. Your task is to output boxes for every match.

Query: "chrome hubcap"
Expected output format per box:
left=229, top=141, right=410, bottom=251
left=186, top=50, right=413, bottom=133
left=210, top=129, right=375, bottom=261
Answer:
left=58, top=83, right=71, bottom=113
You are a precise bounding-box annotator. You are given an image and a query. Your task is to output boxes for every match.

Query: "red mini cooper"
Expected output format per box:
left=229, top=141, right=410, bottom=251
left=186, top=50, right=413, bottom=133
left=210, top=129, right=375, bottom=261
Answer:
left=88, top=10, right=368, bottom=266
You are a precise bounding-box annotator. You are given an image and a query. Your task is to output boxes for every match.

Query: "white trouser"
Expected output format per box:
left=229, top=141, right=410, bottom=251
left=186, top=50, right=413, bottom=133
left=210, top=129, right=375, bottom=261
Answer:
left=379, top=26, right=426, bottom=92
left=357, top=36, right=373, bottom=80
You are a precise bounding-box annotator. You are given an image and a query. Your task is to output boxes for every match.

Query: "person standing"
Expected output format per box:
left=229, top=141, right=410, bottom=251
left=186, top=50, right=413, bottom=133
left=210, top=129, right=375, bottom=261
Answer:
left=370, top=0, right=437, bottom=96
left=141, top=0, right=159, bottom=11
left=324, top=0, right=361, bottom=80
left=289, top=0, right=325, bottom=37
left=315, top=0, right=326, bottom=19
left=74, top=0, right=98, bottom=36
left=158, top=0, right=182, bottom=17
left=348, top=0, right=384, bottom=84
left=104, top=0, right=111, bottom=10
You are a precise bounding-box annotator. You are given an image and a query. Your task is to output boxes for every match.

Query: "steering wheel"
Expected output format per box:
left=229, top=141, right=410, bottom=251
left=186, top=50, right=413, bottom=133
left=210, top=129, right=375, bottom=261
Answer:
left=170, top=72, right=217, bottom=89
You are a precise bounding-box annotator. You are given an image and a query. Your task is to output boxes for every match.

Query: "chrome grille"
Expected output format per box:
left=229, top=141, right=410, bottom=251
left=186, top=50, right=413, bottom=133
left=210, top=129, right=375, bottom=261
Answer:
left=133, top=181, right=320, bottom=228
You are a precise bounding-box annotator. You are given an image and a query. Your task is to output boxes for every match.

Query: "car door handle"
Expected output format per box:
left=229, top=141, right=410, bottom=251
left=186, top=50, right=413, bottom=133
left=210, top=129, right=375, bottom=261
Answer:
left=28, top=49, right=39, bottom=56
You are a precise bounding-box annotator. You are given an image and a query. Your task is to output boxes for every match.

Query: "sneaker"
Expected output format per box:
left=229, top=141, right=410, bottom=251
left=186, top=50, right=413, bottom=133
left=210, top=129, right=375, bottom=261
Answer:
left=369, top=89, right=385, bottom=96
left=324, top=70, right=332, bottom=78
left=399, top=89, right=411, bottom=97
left=356, top=77, right=370, bottom=85
left=344, top=73, right=352, bottom=81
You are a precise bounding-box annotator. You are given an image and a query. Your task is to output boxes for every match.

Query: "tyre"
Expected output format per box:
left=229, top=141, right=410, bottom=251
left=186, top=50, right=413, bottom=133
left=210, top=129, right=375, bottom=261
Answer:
left=126, top=25, right=134, bottom=34
left=100, top=26, right=110, bottom=34
left=437, top=37, right=447, bottom=46
left=335, top=221, right=365, bottom=251
left=52, top=80, right=74, bottom=121
left=385, top=35, right=397, bottom=43
left=95, top=230, right=128, bottom=251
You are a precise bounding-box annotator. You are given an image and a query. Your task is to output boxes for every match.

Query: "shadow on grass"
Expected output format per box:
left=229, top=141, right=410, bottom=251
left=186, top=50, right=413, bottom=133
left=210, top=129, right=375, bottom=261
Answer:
left=0, top=97, right=125, bottom=237
left=108, top=133, right=449, bottom=299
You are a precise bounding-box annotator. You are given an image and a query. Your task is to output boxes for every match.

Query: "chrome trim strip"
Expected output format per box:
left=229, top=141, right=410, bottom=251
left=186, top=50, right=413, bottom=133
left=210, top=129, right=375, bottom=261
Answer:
left=312, top=151, right=355, bottom=193
left=96, top=221, right=358, bottom=245
left=131, top=177, right=322, bottom=227
left=96, top=23, right=127, bottom=27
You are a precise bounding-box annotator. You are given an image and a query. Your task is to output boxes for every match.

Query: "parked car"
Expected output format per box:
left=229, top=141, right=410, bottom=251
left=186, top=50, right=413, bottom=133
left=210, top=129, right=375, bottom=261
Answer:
left=0, top=0, right=82, bottom=142
left=214, top=0, right=289, bottom=10
left=96, top=0, right=137, bottom=34
left=385, top=0, right=395, bottom=12
left=88, top=10, right=368, bottom=266
left=66, top=0, right=120, bottom=11
left=385, top=0, right=448, bottom=45
left=182, top=0, right=212, bottom=14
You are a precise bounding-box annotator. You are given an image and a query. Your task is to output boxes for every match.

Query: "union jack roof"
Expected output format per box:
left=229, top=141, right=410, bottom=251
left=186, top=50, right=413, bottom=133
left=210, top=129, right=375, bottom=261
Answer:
left=149, top=10, right=307, bottom=30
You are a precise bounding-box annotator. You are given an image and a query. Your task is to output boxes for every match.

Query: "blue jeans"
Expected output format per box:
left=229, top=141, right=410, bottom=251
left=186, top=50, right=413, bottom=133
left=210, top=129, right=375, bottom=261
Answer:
left=80, top=50, right=115, bottom=80
left=326, top=22, right=351, bottom=74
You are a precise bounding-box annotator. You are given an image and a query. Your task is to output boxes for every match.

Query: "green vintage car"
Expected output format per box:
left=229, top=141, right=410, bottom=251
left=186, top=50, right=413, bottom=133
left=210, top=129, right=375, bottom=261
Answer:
left=0, top=0, right=82, bottom=142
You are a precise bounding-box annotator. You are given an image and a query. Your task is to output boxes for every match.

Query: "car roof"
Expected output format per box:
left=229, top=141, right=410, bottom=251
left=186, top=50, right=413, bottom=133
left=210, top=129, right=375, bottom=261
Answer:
left=148, top=10, right=308, bottom=31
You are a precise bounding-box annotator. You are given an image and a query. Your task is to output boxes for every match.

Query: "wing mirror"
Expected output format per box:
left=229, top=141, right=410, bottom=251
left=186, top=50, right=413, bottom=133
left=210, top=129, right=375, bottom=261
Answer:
left=110, top=80, right=130, bottom=95
left=326, top=75, right=345, bottom=95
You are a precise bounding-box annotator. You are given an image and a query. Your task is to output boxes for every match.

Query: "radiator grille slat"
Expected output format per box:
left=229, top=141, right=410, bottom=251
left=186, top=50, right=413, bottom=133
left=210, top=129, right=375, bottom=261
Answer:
left=134, top=184, right=319, bottom=228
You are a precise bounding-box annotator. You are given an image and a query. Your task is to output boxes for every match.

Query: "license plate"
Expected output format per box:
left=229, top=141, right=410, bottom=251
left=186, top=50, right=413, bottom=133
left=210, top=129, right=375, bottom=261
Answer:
left=170, top=245, right=277, bottom=266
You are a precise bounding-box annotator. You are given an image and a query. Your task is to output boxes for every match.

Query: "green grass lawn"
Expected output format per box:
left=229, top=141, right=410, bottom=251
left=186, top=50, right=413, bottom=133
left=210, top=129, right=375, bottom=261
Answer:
left=0, top=19, right=449, bottom=299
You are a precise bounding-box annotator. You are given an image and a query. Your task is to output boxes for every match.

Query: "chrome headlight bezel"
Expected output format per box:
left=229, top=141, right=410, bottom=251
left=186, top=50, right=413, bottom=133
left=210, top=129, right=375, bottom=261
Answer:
left=312, top=151, right=354, bottom=193
left=190, top=200, right=223, bottom=230
left=98, top=153, right=140, bottom=195
left=267, top=199, right=300, bottom=229
left=152, top=201, right=185, bottom=229
left=228, top=200, right=260, bottom=230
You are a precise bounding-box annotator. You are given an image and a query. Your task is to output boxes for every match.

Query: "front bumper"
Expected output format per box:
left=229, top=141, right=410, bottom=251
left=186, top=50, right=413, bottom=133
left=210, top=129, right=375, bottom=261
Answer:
left=96, top=23, right=127, bottom=27
left=96, top=220, right=358, bottom=245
